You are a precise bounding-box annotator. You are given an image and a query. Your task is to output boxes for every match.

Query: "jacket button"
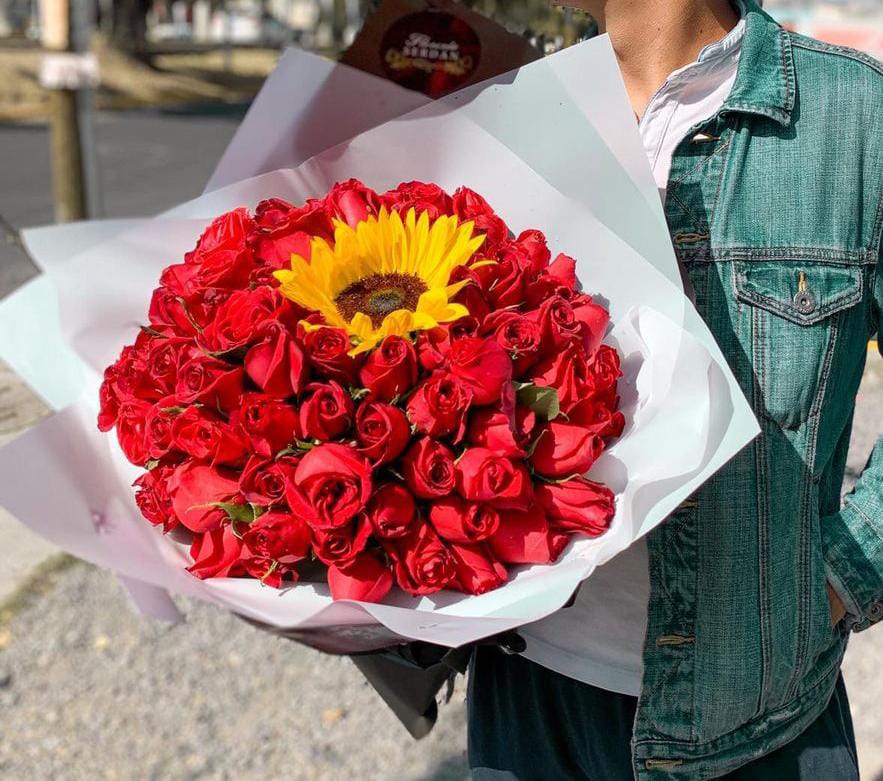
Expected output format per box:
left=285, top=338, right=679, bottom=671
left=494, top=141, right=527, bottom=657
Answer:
left=869, top=602, right=883, bottom=621
left=793, top=290, right=817, bottom=315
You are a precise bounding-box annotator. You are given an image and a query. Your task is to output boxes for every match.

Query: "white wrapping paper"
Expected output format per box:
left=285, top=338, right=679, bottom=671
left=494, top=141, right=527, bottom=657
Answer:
left=0, top=37, right=759, bottom=651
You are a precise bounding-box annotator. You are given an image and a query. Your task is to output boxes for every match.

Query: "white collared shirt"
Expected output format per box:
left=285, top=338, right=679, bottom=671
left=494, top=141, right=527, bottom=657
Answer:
left=518, top=8, right=747, bottom=696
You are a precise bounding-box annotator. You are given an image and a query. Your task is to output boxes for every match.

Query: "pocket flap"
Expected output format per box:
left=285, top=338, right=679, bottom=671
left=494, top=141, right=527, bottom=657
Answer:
left=734, top=262, right=863, bottom=326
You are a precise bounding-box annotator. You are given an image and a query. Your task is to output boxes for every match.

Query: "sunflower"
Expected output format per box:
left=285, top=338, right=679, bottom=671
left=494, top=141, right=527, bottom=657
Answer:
left=274, top=207, right=486, bottom=355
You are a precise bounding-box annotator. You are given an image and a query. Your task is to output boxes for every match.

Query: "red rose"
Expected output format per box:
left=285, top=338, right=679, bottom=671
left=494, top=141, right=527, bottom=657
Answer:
left=466, top=406, right=536, bottom=458
left=302, top=327, right=359, bottom=385
left=589, top=345, right=622, bottom=402
left=116, top=399, right=151, bottom=466
left=448, top=337, right=512, bottom=406
left=239, top=455, right=298, bottom=506
left=328, top=552, right=394, bottom=603
left=355, top=402, right=411, bottom=465
left=199, top=287, right=285, bottom=353
left=145, top=400, right=178, bottom=459
left=526, top=344, right=590, bottom=413
left=244, top=320, right=309, bottom=397
left=429, top=495, right=500, bottom=543
left=133, top=467, right=177, bottom=531
left=382, top=181, right=453, bottom=220
left=148, top=287, right=200, bottom=336
left=188, top=207, right=254, bottom=262
left=514, top=229, right=551, bottom=274
left=486, top=311, right=542, bottom=375
left=366, top=483, right=417, bottom=539
left=112, top=343, right=155, bottom=402
left=401, top=438, right=456, bottom=499
left=472, top=255, right=527, bottom=310
left=252, top=230, right=312, bottom=272
left=236, top=394, right=300, bottom=457
left=530, top=421, right=604, bottom=479
left=242, top=510, right=311, bottom=561
left=168, top=461, right=241, bottom=532
left=547, top=253, right=577, bottom=291
left=311, top=516, right=371, bottom=566
left=449, top=543, right=508, bottom=595
left=171, top=406, right=248, bottom=466
left=567, top=399, right=626, bottom=439
left=285, top=443, right=373, bottom=529
left=452, top=187, right=508, bottom=251
left=254, top=197, right=333, bottom=241
left=98, top=365, right=121, bottom=432
left=455, top=448, right=533, bottom=510
left=571, top=297, right=610, bottom=357
left=176, top=354, right=244, bottom=413
left=407, top=374, right=472, bottom=442
left=532, top=295, right=590, bottom=352
left=488, top=506, right=570, bottom=565
left=535, top=478, right=615, bottom=536
left=359, top=336, right=418, bottom=401
left=299, top=381, right=354, bottom=441
left=187, top=525, right=244, bottom=579
left=387, top=523, right=456, bottom=596
left=146, top=337, right=191, bottom=396
left=324, top=179, right=381, bottom=227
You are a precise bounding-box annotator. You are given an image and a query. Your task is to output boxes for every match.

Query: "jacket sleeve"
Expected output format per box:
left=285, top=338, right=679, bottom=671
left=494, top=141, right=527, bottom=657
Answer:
left=821, top=248, right=883, bottom=631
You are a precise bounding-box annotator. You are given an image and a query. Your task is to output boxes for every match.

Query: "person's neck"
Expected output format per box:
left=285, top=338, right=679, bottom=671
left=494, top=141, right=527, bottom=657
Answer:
left=596, top=0, right=740, bottom=119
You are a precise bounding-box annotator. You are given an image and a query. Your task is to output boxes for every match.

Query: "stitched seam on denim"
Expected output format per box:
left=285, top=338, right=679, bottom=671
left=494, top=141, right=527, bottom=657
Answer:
left=842, top=499, right=883, bottom=550
left=669, top=138, right=734, bottom=190
left=789, top=35, right=883, bottom=76
left=706, top=136, right=734, bottom=238
left=632, top=650, right=843, bottom=752
left=666, top=190, right=700, bottom=235
left=716, top=248, right=875, bottom=263
left=735, top=287, right=863, bottom=326
left=824, top=558, right=864, bottom=625
left=752, top=304, right=774, bottom=717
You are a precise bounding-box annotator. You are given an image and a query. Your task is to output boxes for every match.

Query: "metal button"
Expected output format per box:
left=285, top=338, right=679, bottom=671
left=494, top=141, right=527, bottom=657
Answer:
left=869, top=602, right=883, bottom=621
left=793, top=290, right=817, bottom=315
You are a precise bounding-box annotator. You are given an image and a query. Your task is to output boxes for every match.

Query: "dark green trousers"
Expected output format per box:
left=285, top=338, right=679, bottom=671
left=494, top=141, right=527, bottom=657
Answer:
left=467, top=647, right=860, bottom=780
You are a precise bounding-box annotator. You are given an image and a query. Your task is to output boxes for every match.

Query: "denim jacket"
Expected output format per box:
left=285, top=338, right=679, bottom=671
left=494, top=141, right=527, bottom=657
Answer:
left=634, top=3, right=883, bottom=779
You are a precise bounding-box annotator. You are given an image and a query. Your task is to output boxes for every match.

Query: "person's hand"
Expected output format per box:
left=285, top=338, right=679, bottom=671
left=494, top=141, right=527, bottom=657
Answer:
left=827, top=582, right=847, bottom=627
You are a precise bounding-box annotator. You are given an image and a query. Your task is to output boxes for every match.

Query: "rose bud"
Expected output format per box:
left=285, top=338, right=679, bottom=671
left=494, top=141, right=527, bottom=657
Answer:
left=401, top=438, right=457, bottom=499
left=386, top=523, right=456, bottom=597
left=244, top=320, right=309, bottom=397
left=328, top=552, right=394, bottom=603
left=530, top=421, right=605, bottom=479
left=239, top=556, right=295, bottom=588
left=311, top=516, right=372, bottom=566
left=199, top=286, right=283, bottom=353
left=382, top=180, right=452, bottom=220
left=325, top=179, right=381, bottom=227
left=366, top=483, right=417, bottom=539
left=235, top=393, right=300, bottom=458
left=488, top=506, right=570, bottom=565
left=299, top=381, right=354, bottom=441
left=187, top=525, right=244, bottom=580
left=176, top=354, right=244, bottom=413
left=535, top=478, right=615, bottom=536
left=171, top=406, right=248, bottom=466
left=448, top=337, right=512, bottom=406
left=407, top=374, right=472, bottom=442
left=359, top=335, right=418, bottom=401
left=134, top=467, right=177, bottom=531
left=98, top=366, right=121, bottom=432
left=515, top=229, right=551, bottom=273
left=146, top=337, right=191, bottom=396
left=242, top=510, right=311, bottom=561
left=526, top=344, right=591, bottom=414
left=452, top=186, right=509, bottom=250
left=456, top=448, right=533, bottom=511
left=589, top=345, right=623, bottom=398
left=467, top=407, right=536, bottom=458
left=547, top=253, right=577, bottom=291
left=303, top=327, right=359, bottom=385
left=115, top=399, right=152, bottom=466
left=285, top=443, right=373, bottom=529
left=533, top=295, right=590, bottom=352
left=449, top=543, right=508, bottom=595
left=239, top=455, right=298, bottom=506
left=168, top=461, right=241, bottom=532
left=429, top=495, right=500, bottom=543
left=355, top=402, right=411, bottom=465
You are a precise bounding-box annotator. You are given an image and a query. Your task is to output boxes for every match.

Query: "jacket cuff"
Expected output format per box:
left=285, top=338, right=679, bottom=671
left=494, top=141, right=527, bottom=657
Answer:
left=821, top=502, right=883, bottom=632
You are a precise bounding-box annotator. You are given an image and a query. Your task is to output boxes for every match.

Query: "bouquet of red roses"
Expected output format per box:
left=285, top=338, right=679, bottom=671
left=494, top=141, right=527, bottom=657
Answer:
left=98, top=180, right=623, bottom=603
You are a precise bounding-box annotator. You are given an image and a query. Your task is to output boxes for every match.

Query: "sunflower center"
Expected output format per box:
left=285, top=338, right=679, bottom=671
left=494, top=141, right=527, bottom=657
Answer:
left=335, top=272, right=428, bottom=328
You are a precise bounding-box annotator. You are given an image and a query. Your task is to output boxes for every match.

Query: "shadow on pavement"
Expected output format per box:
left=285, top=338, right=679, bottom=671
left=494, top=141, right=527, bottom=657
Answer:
left=421, top=754, right=470, bottom=781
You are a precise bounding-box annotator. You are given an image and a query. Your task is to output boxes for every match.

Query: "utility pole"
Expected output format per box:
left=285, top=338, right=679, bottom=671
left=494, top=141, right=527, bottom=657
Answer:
left=39, top=0, right=100, bottom=223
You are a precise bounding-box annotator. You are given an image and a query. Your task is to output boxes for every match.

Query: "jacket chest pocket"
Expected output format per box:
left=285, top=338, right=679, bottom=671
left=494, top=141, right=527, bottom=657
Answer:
left=734, top=261, right=863, bottom=430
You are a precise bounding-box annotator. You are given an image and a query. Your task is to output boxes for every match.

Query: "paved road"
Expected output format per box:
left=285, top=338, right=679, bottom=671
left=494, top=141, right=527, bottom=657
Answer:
left=0, top=110, right=881, bottom=780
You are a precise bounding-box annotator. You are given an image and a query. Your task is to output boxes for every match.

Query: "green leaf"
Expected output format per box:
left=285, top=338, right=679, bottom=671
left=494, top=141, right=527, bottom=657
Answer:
left=213, top=502, right=258, bottom=525
left=160, top=406, right=188, bottom=416
left=144, top=459, right=160, bottom=471
left=517, top=383, right=561, bottom=421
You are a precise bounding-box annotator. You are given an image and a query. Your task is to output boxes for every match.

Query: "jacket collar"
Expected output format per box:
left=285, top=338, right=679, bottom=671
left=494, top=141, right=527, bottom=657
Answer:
left=720, top=0, right=796, bottom=125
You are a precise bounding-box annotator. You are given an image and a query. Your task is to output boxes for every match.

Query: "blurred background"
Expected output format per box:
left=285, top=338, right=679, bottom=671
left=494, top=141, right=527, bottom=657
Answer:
left=0, top=1, right=881, bottom=779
